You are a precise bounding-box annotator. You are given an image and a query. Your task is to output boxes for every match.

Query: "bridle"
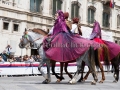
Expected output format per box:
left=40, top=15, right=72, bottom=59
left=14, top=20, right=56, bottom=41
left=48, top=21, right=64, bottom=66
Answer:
left=26, top=35, right=42, bottom=48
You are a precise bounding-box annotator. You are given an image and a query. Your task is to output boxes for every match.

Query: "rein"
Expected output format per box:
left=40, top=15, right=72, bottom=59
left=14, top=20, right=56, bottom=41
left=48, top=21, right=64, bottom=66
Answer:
left=32, top=37, right=41, bottom=42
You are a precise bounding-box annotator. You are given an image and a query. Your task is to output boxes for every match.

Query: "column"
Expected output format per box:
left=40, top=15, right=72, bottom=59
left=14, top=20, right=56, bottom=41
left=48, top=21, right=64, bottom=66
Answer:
left=0, top=18, right=3, bottom=32
left=42, top=0, right=51, bottom=16
left=111, top=9, right=117, bottom=30
left=19, top=22, right=27, bottom=34
left=81, top=0, right=87, bottom=24
left=95, top=2, right=103, bottom=26
left=9, top=20, right=13, bottom=33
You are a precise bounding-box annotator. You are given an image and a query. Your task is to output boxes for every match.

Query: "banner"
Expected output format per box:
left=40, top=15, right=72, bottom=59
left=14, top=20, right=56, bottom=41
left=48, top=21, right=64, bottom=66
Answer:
left=0, top=62, right=113, bottom=75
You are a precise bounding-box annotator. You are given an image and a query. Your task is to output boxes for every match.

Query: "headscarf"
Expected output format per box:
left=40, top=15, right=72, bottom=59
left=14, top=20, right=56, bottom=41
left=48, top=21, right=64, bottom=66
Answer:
left=53, top=10, right=67, bottom=35
left=92, top=21, right=101, bottom=39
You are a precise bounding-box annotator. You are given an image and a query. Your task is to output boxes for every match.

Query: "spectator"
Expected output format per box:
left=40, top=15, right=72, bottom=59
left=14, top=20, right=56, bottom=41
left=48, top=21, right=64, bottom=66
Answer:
left=0, top=50, right=8, bottom=62
left=6, top=45, right=12, bottom=56
left=36, top=55, right=42, bottom=62
left=29, top=56, right=35, bottom=62
left=7, top=55, right=14, bottom=62
left=0, top=55, right=5, bottom=63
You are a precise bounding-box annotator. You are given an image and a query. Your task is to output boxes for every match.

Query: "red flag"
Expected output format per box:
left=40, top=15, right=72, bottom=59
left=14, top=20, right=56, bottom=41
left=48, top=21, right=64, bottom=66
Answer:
left=110, top=0, right=114, bottom=8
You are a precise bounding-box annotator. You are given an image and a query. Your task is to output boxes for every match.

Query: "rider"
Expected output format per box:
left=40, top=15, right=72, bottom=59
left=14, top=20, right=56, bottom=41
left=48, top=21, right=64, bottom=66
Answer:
left=71, top=17, right=82, bottom=36
left=48, top=12, right=72, bottom=35
left=90, top=21, right=120, bottom=60
left=89, top=21, right=104, bottom=44
left=64, top=12, right=72, bottom=31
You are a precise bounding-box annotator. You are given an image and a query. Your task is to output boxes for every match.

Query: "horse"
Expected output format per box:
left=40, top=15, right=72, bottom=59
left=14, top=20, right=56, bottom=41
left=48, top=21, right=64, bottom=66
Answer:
left=19, top=28, right=98, bottom=85
left=77, top=43, right=110, bottom=83
left=77, top=41, right=120, bottom=83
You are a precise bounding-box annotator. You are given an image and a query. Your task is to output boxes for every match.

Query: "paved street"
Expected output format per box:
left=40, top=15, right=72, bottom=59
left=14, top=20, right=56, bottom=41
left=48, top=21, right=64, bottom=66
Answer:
left=0, top=72, right=120, bottom=90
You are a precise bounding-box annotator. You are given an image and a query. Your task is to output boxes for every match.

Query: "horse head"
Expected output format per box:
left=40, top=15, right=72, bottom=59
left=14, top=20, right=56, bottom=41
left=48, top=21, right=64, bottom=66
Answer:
left=19, top=28, right=48, bottom=49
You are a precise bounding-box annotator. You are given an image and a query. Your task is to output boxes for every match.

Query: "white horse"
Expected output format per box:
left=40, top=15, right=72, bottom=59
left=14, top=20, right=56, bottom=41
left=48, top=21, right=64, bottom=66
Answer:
left=19, top=29, right=98, bottom=85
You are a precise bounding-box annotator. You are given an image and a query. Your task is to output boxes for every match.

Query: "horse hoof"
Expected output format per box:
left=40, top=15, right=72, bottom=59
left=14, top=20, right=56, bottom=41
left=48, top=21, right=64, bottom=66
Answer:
left=95, top=79, right=98, bottom=82
left=69, top=80, right=73, bottom=84
left=42, top=79, right=50, bottom=84
left=69, top=78, right=76, bottom=84
left=113, top=80, right=118, bottom=83
left=91, top=81, right=96, bottom=85
left=99, top=80, right=104, bottom=83
left=56, top=79, right=61, bottom=83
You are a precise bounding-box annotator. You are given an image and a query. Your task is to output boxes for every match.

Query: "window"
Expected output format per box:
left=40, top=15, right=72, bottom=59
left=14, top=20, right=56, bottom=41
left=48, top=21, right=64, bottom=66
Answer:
left=3, top=22, right=9, bottom=30
left=117, top=15, right=120, bottom=28
left=71, top=2, right=80, bottom=19
left=30, top=0, right=42, bottom=12
left=53, top=0, right=62, bottom=15
left=88, top=7, right=95, bottom=24
left=13, top=24, right=19, bottom=31
left=102, top=12, right=110, bottom=27
left=102, top=3, right=110, bottom=27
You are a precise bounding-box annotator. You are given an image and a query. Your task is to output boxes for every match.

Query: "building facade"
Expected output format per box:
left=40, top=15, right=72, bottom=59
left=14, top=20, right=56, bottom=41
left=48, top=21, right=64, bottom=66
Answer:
left=0, top=0, right=120, bottom=56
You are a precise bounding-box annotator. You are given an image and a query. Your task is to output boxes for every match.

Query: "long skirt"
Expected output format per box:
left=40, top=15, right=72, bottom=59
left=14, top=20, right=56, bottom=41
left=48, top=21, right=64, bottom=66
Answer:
left=43, top=32, right=100, bottom=62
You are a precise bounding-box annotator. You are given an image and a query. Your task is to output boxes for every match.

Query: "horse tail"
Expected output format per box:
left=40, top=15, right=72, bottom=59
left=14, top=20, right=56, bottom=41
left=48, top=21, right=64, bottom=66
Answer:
left=102, top=44, right=110, bottom=71
left=94, top=49, right=100, bottom=71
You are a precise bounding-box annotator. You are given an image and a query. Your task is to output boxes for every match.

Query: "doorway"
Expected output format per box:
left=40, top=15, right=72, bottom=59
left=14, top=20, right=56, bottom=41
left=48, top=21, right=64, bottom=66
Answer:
left=31, top=49, right=39, bottom=55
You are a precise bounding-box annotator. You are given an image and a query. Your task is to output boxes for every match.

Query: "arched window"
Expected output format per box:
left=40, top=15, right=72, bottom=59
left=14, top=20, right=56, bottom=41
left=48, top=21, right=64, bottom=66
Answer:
left=102, top=2, right=110, bottom=27
left=53, top=0, right=63, bottom=15
left=30, top=0, right=42, bottom=12
left=88, top=6, right=95, bottom=24
left=117, top=15, right=120, bottom=28
left=71, top=1, right=80, bottom=19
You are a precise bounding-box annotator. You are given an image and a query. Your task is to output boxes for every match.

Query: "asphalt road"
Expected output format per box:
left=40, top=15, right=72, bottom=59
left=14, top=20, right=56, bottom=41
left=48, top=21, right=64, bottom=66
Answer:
left=0, top=72, right=120, bottom=90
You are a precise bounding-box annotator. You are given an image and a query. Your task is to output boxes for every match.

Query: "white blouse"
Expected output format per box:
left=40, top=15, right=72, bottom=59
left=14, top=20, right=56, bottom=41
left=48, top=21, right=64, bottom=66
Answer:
left=71, top=24, right=79, bottom=34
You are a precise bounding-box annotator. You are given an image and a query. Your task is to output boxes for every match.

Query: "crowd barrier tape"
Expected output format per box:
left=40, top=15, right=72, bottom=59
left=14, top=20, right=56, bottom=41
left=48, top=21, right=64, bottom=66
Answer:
left=0, top=62, right=115, bottom=75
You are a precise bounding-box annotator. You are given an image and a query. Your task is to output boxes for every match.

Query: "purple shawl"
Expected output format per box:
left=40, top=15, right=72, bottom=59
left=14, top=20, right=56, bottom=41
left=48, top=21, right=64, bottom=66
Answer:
left=52, top=10, right=68, bottom=35
left=90, top=21, right=101, bottom=39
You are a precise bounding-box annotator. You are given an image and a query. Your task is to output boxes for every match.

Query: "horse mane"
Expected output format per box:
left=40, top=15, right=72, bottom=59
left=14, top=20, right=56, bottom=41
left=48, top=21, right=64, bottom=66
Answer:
left=27, top=30, right=44, bottom=44
left=32, top=28, right=48, bottom=36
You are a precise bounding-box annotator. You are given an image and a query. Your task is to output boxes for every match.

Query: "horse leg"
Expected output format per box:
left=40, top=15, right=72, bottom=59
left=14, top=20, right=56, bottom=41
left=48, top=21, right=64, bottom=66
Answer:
left=56, top=62, right=64, bottom=82
left=38, top=59, right=50, bottom=84
left=112, top=62, right=119, bottom=83
left=69, top=60, right=83, bottom=84
left=51, top=61, right=61, bottom=79
left=82, top=68, right=91, bottom=81
left=64, top=63, right=73, bottom=79
left=77, top=61, right=85, bottom=82
left=83, top=60, right=97, bottom=85
left=99, top=63, right=105, bottom=83
left=45, top=59, right=51, bottom=83
left=84, top=46, right=98, bottom=85
left=69, top=50, right=89, bottom=84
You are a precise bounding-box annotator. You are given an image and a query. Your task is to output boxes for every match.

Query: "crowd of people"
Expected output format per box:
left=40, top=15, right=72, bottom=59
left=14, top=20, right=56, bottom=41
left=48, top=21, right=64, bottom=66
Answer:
left=0, top=52, right=42, bottom=63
